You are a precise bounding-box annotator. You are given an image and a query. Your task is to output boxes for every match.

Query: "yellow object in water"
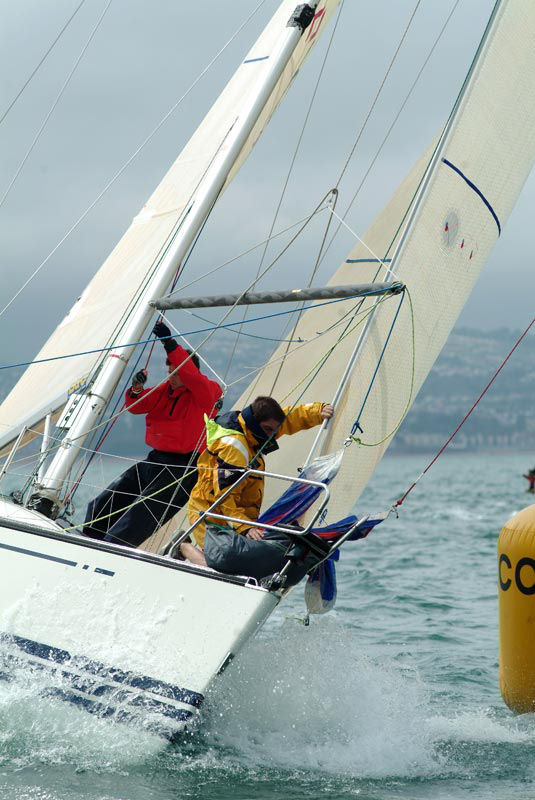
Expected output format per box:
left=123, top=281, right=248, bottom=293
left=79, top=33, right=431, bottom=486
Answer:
left=499, top=504, right=535, bottom=712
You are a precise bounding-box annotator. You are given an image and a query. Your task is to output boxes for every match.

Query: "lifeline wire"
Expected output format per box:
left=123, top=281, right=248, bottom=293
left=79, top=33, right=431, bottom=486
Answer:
left=396, top=313, right=535, bottom=507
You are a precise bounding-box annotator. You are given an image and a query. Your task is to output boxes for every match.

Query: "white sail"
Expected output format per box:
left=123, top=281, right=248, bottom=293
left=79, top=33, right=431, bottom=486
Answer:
left=0, top=1, right=340, bottom=457
left=241, top=0, right=535, bottom=520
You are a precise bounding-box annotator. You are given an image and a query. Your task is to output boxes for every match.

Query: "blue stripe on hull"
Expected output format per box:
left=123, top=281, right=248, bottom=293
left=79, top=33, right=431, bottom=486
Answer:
left=4, top=632, right=203, bottom=707
left=0, top=632, right=203, bottom=739
left=45, top=687, right=190, bottom=739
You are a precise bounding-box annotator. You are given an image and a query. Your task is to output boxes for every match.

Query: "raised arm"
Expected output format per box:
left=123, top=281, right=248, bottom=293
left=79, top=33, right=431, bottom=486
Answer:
left=276, top=402, right=333, bottom=437
left=153, top=320, right=221, bottom=408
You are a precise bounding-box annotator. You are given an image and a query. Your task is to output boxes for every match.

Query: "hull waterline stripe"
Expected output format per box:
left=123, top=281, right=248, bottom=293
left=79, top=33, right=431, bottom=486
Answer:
left=0, top=540, right=77, bottom=567
left=442, top=158, right=501, bottom=235
left=46, top=687, right=192, bottom=739
left=4, top=633, right=204, bottom=707
left=1, top=651, right=194, bottom=726
left=244, top=56, right=269, bottom=63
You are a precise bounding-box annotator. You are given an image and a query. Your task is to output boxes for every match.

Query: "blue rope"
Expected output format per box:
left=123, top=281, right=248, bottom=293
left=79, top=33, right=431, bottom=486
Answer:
left=350, top=289, right=406, bottom=437
left=0, top=289, right=397, bottom=373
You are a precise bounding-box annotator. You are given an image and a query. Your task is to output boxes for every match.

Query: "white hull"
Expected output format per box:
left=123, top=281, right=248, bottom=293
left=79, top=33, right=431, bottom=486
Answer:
left=0, top=499, right=279, bottom=738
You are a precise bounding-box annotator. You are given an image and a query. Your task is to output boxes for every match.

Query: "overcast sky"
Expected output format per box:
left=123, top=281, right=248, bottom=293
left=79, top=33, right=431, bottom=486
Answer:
left=1, top=0, right=530, bottom=392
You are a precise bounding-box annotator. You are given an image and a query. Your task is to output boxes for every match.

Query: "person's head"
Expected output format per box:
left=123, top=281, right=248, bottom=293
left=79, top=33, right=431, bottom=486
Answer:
left=166, top=349, right=200, bottom=390
left=250, top=396, right=285, bottom=437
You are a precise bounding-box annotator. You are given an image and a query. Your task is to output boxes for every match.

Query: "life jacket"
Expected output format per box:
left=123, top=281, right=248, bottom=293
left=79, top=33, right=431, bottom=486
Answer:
left=187, top=402, right=325, bottom=548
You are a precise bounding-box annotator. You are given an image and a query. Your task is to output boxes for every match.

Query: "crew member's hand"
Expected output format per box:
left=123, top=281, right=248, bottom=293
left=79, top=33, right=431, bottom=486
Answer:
left=321, top=403, right=334, bottom=420
left=152, top=320, right=171, bottom=339
left=245, top=527, right=265, bottom=541
left=132, top=369, right=147, bottom=391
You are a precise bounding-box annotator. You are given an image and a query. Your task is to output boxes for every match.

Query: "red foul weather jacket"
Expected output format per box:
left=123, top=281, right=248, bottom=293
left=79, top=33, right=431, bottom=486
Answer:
left=124, top=345, right=222, bottom=454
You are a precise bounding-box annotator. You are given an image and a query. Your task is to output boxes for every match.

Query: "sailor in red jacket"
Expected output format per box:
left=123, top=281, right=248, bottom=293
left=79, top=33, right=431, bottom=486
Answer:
left=83, top=321, right=222, bottom=548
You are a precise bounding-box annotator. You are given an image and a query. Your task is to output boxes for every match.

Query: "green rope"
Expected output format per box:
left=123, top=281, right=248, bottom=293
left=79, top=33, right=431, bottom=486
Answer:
left=349, top=286, right=415, bottom=448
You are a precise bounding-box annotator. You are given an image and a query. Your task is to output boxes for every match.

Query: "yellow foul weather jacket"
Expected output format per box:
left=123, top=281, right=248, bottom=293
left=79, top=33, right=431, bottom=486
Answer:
left=188, top=403, right=325, bottom=548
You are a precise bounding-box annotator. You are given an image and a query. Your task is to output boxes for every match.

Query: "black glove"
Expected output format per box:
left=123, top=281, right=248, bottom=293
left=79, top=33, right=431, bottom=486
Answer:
left=152, top=320, right=177, bottom=353
left=131, top=370, right=147, bottom=394
left=152, top=321, right=171, bottom=339
left=133, top=369, right=147, bottom=386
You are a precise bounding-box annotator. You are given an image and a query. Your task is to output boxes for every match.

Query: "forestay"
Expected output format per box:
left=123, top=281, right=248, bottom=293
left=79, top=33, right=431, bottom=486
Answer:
left=0, top=0, right=340, bottom=456
left=241, top=0, right=535, bottom=521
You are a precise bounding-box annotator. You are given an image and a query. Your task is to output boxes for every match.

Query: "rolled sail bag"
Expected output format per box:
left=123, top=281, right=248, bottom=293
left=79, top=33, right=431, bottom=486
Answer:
left=204, top=524, right=310, bottom=583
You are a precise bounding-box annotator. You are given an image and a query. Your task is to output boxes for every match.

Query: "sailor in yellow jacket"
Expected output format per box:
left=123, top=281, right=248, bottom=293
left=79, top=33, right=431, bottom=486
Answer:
left=180, top=395, right=334, bottom=565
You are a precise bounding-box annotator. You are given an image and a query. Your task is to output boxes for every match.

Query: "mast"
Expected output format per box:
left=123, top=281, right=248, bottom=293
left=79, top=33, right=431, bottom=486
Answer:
left=31, top=3, right=322, bottom=517
left=303, top=0, right=503, bottom=467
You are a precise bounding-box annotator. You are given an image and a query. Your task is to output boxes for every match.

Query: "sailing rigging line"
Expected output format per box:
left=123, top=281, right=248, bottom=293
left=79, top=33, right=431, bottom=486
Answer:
left=0, top=0, right=270, bottom=321
left=63, top=341, right=156, bottom=505
left=215, top=291, right=392, bottom=390
left=1, top=287, right=400, bottom=482
left=0, top=290, right=399, bottom=373
left=222, top=0, right=346, bottom=383
left=334, top=0, right=423, bottom=191
left=277, top=291, right=395, bottom=403
left=328, top=207, right=402, bottom=282
left=262, top=189, right=340, bottom=400
left=317, top=0, right=461, bottom=271
left=179, top=308, right=309, bottom=344
left=0, top=0, right=88, bottom=127
left=162, top=205, right=330, bottom=298
left=396, top=313, right=535, bottom=509
left=0, top=0, right=114, bottom=212
left=348, top=288, right=415, bottom=448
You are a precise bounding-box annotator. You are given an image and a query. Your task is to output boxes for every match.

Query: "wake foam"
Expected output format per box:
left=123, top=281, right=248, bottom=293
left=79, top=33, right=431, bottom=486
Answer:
left=201, top=617, right=438, bottom=778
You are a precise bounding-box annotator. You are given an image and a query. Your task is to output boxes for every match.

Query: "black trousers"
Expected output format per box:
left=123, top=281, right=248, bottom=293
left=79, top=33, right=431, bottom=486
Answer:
left=83, top=449, right=198, bottom=548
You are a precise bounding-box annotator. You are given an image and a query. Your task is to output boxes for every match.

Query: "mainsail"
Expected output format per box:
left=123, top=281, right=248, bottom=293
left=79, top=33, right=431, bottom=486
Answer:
left=239, top=0, right=535, bottom=520
left=0, top=1, right=340, bottom=457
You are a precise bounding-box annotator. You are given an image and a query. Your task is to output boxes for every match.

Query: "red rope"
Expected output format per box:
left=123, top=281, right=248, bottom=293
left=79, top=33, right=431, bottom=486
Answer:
left=396, top=314, right=535, bottom=507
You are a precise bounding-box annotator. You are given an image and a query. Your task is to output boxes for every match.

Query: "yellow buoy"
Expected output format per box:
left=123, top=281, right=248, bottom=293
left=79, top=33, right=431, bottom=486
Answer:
left=499, top=504, right=535, bottom=712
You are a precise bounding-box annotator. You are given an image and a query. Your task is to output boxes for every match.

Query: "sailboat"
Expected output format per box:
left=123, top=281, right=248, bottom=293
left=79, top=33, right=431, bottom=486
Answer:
left=0, top=0, right=534, bottom=738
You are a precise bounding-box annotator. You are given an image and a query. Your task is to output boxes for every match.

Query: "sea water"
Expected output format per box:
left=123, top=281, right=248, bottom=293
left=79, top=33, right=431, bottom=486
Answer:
left=0, top=451, right=534, bottom=799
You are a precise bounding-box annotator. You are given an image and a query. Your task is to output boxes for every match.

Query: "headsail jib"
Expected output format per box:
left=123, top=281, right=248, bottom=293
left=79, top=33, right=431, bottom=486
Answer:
left=240, top=1, right=535, bottom=521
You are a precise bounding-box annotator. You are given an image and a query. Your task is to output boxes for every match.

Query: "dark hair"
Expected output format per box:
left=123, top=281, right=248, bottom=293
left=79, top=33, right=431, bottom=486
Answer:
left=166, top=349, right=200, bottom=370
left=251, top=396, right=284, bottom=423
